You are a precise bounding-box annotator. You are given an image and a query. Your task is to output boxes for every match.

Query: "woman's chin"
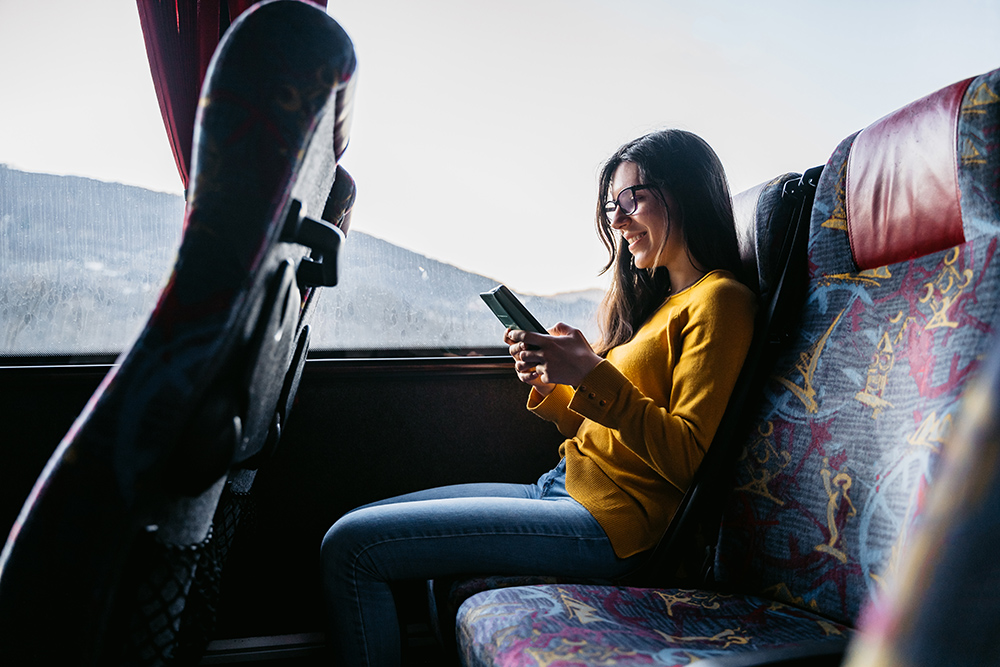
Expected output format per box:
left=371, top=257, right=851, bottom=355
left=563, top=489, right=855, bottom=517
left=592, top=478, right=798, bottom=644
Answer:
left=633, top=256, right=653, bottom=270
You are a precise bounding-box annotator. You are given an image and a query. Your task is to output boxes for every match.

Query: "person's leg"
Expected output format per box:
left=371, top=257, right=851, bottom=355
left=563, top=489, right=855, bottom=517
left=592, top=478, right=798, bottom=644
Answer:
left=347, top=460, right=568, bottom=510
left=321, top=464, right=637, bottom=667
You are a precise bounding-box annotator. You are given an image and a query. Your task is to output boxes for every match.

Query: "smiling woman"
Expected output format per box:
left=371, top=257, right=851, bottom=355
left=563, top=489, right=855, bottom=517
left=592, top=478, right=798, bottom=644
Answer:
left=591, top=131, right=747, bottom=358
left=320, top=127, right=756, bottom=666
left=0, top=0, right=998, bottom=357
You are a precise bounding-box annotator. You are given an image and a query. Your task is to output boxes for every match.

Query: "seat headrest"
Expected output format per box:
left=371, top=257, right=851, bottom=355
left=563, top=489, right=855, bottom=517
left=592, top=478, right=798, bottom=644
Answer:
left=846, top=77, right=973, bottom=270
left=732, top=173, right=802, bottom=297
left=732, top=180, right=768, bottom=294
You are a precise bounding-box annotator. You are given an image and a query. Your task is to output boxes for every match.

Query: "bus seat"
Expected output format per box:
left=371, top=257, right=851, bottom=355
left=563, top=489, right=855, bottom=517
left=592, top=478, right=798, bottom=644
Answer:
left=734, top=171, right=806, bottom=299
left=693, top=323, right=1000, bottom=667
left=0, top=2, right=356, bottom=664
left=456, top=66, right=1000, bottom=666
left=428, top=168, right=819, bottom=647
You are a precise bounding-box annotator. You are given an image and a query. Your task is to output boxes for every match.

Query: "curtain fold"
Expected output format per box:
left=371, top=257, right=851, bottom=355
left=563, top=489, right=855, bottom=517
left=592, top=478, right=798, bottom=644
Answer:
left=136, top=0, right=329, bottom=190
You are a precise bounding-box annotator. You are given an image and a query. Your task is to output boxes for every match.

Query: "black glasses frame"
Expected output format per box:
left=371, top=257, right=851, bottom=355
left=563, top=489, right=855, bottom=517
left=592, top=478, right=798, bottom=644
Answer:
left=604, top=184, right=655, bottom=216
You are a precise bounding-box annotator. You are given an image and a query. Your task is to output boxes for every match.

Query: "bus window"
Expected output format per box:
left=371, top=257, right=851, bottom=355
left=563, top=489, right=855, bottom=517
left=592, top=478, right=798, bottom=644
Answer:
left=1, top=1, right=998, bottom=359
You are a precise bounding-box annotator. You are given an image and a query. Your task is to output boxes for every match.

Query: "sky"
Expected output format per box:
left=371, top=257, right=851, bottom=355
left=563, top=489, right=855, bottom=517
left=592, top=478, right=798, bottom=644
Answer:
left=1, top=0, right=998, bottom=295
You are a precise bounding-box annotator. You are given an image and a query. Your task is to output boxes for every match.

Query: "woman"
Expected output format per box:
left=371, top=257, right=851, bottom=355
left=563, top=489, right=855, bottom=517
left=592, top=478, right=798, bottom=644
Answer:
left=321, top=129, right=756, bottom=666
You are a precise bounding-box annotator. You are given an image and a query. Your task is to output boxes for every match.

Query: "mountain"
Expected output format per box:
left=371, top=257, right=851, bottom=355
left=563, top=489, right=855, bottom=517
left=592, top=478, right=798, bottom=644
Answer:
left=0, top=166, right=600, bottom=355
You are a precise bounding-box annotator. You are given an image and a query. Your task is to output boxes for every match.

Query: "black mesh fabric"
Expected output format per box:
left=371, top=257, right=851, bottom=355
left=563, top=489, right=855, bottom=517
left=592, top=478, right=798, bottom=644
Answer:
left=121, top=473, right=256, bottom=666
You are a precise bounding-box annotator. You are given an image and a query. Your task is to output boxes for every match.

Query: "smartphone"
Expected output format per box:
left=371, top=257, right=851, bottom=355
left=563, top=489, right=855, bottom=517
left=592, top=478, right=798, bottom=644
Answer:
left=480, top=285, right=547, bottom=334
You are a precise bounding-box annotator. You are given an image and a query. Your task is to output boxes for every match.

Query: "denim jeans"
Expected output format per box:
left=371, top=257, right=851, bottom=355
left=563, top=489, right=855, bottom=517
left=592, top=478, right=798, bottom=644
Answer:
left=320, top=459, right=643, bottom=666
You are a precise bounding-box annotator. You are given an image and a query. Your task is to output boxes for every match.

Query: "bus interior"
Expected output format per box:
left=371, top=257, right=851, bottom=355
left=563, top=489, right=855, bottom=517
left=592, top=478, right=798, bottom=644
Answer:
left=1, top=1, right=999, bottom=665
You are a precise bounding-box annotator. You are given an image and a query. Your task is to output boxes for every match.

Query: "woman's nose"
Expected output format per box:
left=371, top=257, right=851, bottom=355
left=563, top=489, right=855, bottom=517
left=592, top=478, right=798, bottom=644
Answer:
left=609, top=208, right=628, bottom=228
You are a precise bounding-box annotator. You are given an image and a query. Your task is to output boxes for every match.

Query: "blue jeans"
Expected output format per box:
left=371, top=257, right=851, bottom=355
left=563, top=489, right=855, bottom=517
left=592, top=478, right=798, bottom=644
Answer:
left=320, top=460, right=643, bottom=666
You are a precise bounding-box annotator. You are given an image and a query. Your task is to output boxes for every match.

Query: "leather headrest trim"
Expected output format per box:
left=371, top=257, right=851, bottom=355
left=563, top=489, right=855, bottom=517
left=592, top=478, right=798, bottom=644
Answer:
left=846, top=77, right=972, bottom=269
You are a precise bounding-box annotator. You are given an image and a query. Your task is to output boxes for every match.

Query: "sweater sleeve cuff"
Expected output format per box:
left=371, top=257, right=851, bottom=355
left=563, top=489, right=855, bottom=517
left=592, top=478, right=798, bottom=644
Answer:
left=527, top=383, right=574, bottom=418
left=568, top=359, right=629, bottom=422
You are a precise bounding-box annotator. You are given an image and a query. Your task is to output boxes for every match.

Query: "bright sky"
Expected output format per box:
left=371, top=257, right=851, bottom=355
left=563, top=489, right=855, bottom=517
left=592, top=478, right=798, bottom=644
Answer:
left=1, top=0, right=998, bottom=295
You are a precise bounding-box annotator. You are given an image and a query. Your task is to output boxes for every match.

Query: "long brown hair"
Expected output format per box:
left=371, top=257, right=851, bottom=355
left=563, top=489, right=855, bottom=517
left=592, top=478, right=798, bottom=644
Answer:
left=594, top=130, right=743, bottom=355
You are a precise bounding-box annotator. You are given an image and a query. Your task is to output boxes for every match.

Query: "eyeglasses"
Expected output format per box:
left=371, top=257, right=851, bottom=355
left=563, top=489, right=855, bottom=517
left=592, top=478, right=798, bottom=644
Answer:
left=604, top=184, right=654, bottom=216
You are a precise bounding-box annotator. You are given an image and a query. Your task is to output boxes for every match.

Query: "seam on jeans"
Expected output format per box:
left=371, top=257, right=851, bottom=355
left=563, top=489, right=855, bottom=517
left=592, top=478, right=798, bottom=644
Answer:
left=349, top=543, right=378, bottom=667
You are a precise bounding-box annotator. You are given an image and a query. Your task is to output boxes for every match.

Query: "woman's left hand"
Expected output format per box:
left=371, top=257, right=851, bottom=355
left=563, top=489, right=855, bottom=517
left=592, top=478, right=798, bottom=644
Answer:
left=506, top=323, right=603, bottom=389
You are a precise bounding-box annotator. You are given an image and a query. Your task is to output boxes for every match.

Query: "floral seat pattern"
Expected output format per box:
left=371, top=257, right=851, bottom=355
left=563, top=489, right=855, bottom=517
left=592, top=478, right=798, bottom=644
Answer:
left=458, top=584, right=849, bottom=666
left=844, top=340, right=1000, bottom=665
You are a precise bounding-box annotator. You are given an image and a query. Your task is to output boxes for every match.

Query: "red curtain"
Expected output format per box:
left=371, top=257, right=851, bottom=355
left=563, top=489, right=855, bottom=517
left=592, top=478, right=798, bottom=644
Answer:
left=136, top=1, right=329, bottom=190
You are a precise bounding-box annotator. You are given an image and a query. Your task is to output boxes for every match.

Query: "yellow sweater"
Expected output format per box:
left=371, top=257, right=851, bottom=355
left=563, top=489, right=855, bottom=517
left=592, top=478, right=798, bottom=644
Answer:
left=527, top=270, right=755, bottom=558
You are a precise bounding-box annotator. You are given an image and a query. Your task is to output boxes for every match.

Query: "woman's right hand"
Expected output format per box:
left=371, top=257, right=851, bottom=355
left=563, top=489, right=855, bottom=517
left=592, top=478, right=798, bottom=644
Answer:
left=505, top=328, right=556, bottom=396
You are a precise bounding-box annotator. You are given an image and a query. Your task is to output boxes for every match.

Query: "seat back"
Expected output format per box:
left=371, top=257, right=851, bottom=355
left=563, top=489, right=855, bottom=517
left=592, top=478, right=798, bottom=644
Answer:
left=733, top=170, right=818, bottom=305
left=714, top=68, right=1000, bottom=626
left=843, top=332, right=1000, bottom=666
left=0, top=2, right=356, bottom=663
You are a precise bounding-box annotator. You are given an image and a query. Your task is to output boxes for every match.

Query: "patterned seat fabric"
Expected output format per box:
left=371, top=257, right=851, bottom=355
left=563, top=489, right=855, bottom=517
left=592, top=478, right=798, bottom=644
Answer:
left=842, top=336, right=1000, bottom=666
left=457, top=67, right=1000, bottom=666
left=460, top=585, right=849, bottom=666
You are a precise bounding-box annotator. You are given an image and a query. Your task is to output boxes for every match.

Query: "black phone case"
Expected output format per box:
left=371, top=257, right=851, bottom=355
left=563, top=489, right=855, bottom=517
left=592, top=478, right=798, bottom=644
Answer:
left=480, top=285, right=546, bottom=333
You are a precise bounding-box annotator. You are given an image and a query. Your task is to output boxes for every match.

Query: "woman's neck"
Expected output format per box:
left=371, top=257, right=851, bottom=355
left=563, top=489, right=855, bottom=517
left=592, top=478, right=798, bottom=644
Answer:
left=669, top=264, right=707, bottom=294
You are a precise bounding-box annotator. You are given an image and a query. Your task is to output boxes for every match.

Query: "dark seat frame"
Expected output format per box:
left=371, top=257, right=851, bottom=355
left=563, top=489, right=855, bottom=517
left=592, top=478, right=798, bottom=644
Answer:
left=0, top=2, right=357, bottom=663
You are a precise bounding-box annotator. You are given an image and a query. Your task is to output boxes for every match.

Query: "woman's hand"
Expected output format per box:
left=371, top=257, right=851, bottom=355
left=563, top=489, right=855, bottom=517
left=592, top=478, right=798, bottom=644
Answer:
left=505, top=323, right=602, bottom=396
